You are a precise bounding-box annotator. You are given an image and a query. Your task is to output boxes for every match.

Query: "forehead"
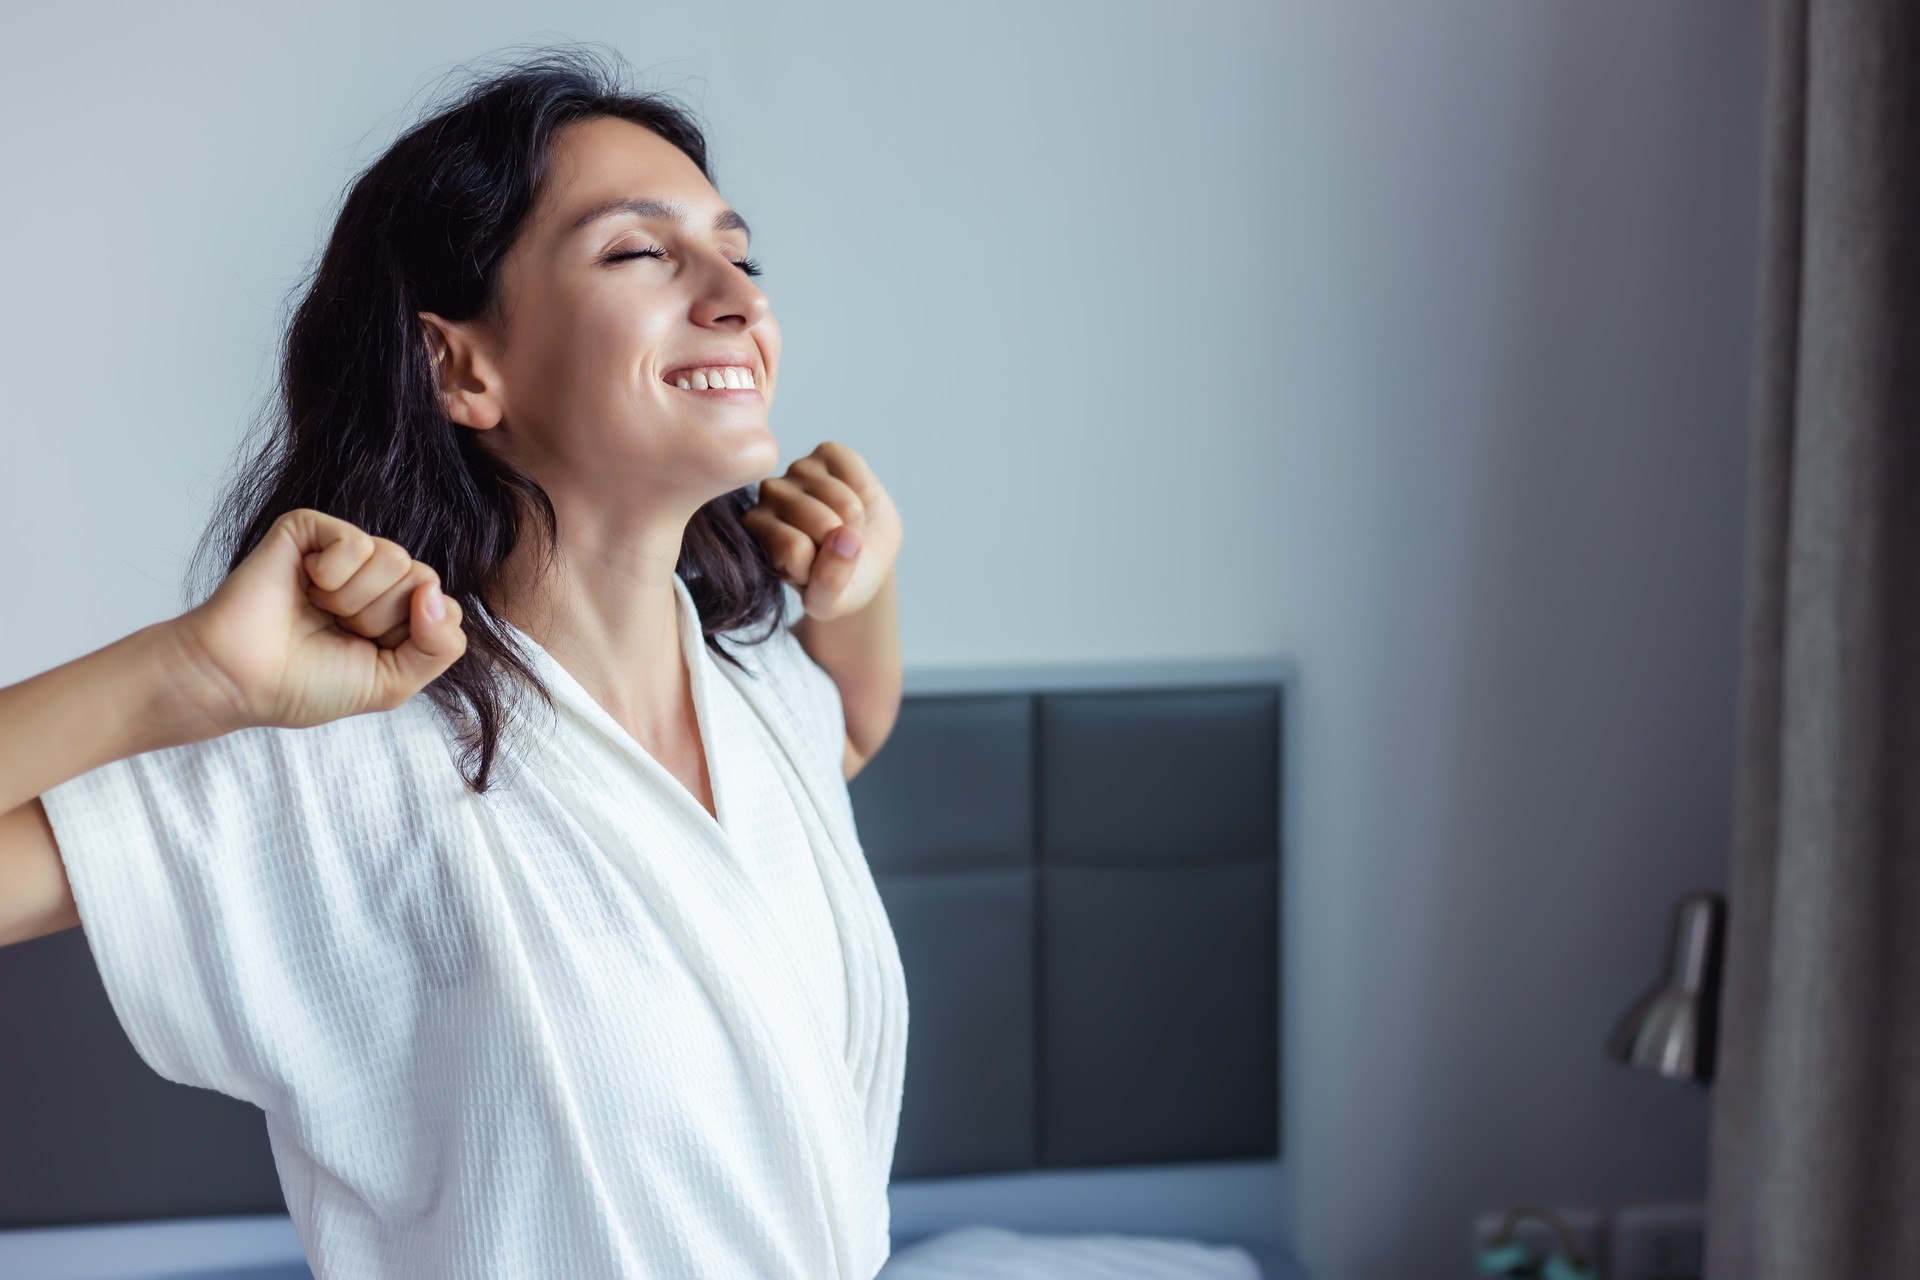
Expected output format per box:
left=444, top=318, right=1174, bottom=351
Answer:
left=534, top=116, right=721, bottom=237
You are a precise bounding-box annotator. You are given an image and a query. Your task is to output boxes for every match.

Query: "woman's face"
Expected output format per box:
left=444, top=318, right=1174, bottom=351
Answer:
left=451, top=115, right=782, bottom=507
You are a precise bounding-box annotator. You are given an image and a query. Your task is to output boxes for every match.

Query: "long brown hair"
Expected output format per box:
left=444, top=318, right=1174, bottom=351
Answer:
left=185, top=44, right=786, bottom=794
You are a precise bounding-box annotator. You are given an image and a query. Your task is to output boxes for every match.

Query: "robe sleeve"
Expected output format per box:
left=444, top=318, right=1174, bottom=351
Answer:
left=37, top=723, right=354, bottom=1111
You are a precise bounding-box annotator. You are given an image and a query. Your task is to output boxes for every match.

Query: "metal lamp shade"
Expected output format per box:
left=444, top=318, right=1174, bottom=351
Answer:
left=1606, top=892, right=1725, bottom=1084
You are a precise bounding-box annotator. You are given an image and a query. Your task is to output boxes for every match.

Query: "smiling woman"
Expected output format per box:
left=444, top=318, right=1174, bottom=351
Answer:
left=0, top=41, right=910, bottom=1280
left=190, top=52, right=795, bottom=798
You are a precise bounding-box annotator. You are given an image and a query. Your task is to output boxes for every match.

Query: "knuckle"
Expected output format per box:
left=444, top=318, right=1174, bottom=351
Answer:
left=831, top=483, right=866, bottom=521
left=777, top=526, right=814, bottom=560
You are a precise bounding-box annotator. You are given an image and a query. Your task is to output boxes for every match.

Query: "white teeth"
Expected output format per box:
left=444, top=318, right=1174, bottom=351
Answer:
left=672, top=365, right=756, bottom=391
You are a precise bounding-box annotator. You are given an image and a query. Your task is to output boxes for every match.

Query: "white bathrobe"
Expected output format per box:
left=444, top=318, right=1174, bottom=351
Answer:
left=40, top=572, right=911, bottom=1279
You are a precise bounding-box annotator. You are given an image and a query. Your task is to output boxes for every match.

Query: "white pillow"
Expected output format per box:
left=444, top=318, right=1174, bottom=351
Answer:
left=876, top=1224, right=1264, bottom=1279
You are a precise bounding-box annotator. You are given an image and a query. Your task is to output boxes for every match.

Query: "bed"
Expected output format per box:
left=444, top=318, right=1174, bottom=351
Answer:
left=0, top=658, right=1306, bottom=1279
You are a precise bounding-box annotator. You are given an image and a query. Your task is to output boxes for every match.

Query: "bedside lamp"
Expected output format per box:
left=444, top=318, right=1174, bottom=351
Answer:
left=1606, top=891, right=1725, bottom=1085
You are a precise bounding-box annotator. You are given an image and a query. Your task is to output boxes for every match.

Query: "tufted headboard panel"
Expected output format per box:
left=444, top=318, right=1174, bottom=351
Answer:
left=856, top=674, right=1284, bottom=1180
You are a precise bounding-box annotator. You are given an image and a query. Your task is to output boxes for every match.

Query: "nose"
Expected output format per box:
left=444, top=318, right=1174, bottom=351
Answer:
left=691, top=252, right=770, bottom=330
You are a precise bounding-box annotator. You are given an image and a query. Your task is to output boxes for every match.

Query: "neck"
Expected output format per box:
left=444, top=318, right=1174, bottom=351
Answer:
left=489, top=503, right=696, bottom=749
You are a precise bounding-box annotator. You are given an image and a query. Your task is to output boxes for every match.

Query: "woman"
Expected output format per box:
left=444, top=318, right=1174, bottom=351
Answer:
left=0, top=46, right=910, bottom=1280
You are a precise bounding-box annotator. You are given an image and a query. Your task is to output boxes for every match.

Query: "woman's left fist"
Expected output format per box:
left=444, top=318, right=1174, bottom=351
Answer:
left=742, top=441, right=903, bottom=622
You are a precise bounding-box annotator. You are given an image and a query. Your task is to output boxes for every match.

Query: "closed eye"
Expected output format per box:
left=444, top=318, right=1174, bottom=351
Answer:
left=605, top=246, right=762, bottom=277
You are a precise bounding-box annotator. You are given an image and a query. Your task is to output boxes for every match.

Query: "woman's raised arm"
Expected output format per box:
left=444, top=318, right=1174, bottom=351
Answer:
left=0, top=508, right=467, bottom=947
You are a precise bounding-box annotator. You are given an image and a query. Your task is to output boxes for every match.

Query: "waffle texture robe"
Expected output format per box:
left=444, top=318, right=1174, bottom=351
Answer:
left=40, top=571, right=911, bottom=1279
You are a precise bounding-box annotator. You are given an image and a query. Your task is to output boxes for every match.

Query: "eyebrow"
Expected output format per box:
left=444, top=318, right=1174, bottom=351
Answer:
left=568, top=196, right=751, bottom=241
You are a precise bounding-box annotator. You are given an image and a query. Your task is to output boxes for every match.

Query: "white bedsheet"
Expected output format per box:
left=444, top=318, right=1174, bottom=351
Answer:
left=876, top=1225, right=1265, bottom=1279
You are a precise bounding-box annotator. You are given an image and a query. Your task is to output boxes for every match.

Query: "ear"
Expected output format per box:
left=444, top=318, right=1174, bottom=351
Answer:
left=417, top=310, right=506, bottom=432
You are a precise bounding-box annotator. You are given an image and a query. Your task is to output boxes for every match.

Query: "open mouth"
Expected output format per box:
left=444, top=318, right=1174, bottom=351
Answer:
left=662, top=364, right=759, bottom=394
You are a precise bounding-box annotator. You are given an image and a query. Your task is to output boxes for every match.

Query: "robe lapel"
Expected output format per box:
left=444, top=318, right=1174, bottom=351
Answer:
left=707, top=634, right=876, bottom=1123
left=493, top=588, right=889, bottom=1278
left=707, top=611, right=910, bottom=1187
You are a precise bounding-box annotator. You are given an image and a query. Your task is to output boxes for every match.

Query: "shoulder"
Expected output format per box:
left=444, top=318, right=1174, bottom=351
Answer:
left=49, top=695, right=459, bottom=835
left=715, top=584, right=834, bottom=689
left=230, top=696, right=453, bottom=784
left=710, top=584, right=847, bottom=763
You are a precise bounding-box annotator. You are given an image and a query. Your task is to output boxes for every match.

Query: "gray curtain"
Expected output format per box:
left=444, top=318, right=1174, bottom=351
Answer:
left=1705, top=0, right=1920, bottom=1275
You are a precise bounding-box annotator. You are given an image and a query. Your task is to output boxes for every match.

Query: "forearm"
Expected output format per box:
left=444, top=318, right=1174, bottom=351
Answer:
left=0, top=621, right=231, bottom=815
left=793, top=566, right=902, bottom=760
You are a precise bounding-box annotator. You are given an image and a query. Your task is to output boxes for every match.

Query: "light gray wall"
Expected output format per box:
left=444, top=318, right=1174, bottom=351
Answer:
left=0, top=2, right=1763, bottom=1277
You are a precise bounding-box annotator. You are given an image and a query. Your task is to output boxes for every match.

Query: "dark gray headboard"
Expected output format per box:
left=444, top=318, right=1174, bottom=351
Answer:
left=857, top=677, right=1282, bottom=1180
left=0, top=672, right=1284, bottom=1226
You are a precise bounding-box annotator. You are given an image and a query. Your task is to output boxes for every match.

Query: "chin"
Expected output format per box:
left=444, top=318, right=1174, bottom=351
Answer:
left=717, top=427, right=780, bottom=482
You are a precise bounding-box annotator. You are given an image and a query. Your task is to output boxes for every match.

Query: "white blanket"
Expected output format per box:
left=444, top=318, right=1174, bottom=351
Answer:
left=42, top=572, right=910, bottom=1279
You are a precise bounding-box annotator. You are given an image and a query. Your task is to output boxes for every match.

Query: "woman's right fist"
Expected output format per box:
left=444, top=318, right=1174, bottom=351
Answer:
left=168, top=508, right=468, bottom=731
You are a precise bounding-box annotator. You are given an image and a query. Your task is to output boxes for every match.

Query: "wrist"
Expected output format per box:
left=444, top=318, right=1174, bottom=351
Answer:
left=140, top=617, right=260, bottom=746
left=0, top=619, right=245, bottom=816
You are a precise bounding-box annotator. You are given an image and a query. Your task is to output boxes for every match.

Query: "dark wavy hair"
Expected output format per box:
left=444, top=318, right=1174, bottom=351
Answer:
left=184, top=44, right=787, bottom=795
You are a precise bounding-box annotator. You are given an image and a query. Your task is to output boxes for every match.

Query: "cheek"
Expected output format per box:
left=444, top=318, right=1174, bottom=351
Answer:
left=757, top=333, right=783, bottom=391
left=504, top=293, right=618, bottom=405
left=590, top=295, right=667, bottom=370
left=555, top=300, right=672, bottom=407
left=512, top=315, right=670, bottom=455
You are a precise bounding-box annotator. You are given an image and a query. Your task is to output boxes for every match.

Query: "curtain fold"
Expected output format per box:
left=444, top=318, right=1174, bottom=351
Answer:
left=1705, top=0, right=1920, bottom=1275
